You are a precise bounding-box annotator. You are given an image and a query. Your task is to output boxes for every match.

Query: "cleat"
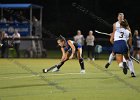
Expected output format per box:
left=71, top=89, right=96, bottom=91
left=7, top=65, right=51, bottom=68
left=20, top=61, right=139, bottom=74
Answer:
left=92, top=58, right=95, bottom=61
left=52, top=67, right=59, bottom=72
left=123, top=62, right=129, bottom=69
left=43, top=69, right=48, bottom=73
left=105, top=63, right=110, bottom=68
left=123, top=62, right=128, bottom=75
left=80, top=70, right=85, bottom=74
left=131, top=72, right=136, bottom=77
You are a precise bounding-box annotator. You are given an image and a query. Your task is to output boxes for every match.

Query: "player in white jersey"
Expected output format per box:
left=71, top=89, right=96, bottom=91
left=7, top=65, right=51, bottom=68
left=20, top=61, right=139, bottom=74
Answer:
left=110, top=20, right=130, bottom=74
left=105, top=13, right=136, bottom=77
left=105, top=13, right=125, bottom=68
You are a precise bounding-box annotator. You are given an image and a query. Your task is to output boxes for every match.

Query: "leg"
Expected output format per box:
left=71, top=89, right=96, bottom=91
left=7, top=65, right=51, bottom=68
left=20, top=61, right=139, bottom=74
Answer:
left=116, top=54, right=128, bottom=75
left=77, top=48, right=85, bottom=73
left=132, top=49, right=137, bottom=58
left=125, top=56, right=136, bottom=77
left=108, top=52, right=115, bottom=64
left=43, top=52, right=69, bottom=73
left=137, top=49, right=140, bottom=60
left=82, top=46, right=84, bottom=58
left=87, top=45, right=90, bottom=59
left=14, top=43, right=20, bottom=58
left=105, top=52, right=115, bottom=68
left=43, top=59, right=69, bottom=73
left=1, top=46, right=5, bottom=58
left=91, top=46, right=95, bottom=60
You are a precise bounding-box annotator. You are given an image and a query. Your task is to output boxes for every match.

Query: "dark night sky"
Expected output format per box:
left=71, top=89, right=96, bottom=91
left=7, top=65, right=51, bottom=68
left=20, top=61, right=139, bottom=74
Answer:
left=0, top=0, right=140, bottom=38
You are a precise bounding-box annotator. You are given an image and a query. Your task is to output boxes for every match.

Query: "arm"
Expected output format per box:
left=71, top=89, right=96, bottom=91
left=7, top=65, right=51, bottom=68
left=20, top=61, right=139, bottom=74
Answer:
left=128, top=32, right=132, bottom=49
left=110, top=23, right=116, bottom=44
left=60, top=47, right=67, bottom=62
left=86, top=36, right=89, bottom=43
left=67, top=40, right=75, bottom=59
left=74, top=36, right=77, bottom=42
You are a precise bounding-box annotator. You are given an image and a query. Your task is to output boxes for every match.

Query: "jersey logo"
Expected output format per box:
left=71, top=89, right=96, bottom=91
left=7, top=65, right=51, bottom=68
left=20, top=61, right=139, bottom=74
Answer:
left=119, top=32, right=124, bottom=38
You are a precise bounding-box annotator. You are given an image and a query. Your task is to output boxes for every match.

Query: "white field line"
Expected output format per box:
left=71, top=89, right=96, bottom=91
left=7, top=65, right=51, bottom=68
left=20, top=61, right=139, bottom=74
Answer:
left=0, top=72, right=94, bottom=80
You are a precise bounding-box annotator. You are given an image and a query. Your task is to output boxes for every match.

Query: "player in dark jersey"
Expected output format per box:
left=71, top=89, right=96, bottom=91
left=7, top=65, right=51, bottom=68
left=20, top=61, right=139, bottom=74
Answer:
left=43, top=35, right=85, bottom=73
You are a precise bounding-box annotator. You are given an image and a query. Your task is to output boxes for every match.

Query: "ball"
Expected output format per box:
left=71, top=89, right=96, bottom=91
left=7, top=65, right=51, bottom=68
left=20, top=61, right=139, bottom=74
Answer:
left=95, top=45, right=102, bottom=53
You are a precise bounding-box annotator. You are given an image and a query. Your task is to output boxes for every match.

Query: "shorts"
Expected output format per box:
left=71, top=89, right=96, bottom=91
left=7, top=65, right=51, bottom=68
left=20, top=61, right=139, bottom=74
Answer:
left=64, top=43, right=82, bottom=54
left=113, top=40, right=128, bottom=54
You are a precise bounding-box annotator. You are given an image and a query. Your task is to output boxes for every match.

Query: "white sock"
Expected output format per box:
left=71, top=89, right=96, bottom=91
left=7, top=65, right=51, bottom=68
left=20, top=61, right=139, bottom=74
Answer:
left=127, top=59, right=135, bottom=74
left=123, top=56, right=126, bottom=62
left=108, top=53, right=115, bottom=64
left=119, top=62, right=123, bottom=68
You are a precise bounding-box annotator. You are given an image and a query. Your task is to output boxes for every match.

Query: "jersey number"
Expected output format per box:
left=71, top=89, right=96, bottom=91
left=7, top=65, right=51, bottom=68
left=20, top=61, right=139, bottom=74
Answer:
left=119, top=32, right=124, bottom=38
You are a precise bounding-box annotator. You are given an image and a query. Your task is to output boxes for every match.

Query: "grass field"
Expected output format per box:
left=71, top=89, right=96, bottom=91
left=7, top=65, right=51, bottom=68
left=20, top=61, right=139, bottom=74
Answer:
left=0, top=58, right=140, bottom=100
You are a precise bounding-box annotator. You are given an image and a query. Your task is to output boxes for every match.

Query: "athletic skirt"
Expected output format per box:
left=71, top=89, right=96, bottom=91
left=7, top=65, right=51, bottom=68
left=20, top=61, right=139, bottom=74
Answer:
left=113, top=40, right=128, bottom=54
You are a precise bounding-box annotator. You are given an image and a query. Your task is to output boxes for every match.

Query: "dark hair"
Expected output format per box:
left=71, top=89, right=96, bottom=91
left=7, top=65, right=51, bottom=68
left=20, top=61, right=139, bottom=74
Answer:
left=118, top=13, right=124, bottom=16
left=120, top=19, right=129, bottom=29
left=57, top=35, right=66, bottom=42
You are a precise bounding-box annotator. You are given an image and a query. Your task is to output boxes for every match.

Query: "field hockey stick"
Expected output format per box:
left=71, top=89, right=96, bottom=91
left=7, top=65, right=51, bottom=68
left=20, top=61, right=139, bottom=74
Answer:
left=95, top=30, right=111, bottom=36
left=130, top=56, right=140, bottom=64
left=43, top=59, right=69, bottom=73
left=95, top=30, right=140, bottom=64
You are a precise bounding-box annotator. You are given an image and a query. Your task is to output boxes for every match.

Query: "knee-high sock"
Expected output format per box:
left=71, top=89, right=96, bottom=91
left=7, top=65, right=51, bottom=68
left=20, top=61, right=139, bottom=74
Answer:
left=127, top=59, right=135, bottom=73
left=108, top=53, right=115, bottom=64
left=57, top=62, right=65, bottom=69
left=79, top=58, right=85, bottom=70
left=119, top=62, right=123, bottom=68
left=57, top=59, right=69, bottom=69
left=123, top=56, right=126, bottom=62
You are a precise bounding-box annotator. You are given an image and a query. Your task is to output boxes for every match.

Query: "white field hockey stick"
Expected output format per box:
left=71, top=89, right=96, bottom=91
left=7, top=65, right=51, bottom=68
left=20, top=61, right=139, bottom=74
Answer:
left=95, top=30, right=111, bottom=36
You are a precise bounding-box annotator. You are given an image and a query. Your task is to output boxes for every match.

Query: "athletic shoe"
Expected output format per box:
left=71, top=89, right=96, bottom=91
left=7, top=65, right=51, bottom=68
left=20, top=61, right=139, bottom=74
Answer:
left=0, top=43, right=3, bottom=47
left=52, top=67, right=59, bottom=72
left=123, top=62, right=129, bottom=69
left=123, top=62, right=128, bottom=75
left=92, top=58, right=95, bottom=61
left=131, top=72, right=136, bottom=77
left=43, top=69, right=48, bottom=73
left=80, top=70, right=85, bottom=74
left=105, top=63, right=110, bottom=68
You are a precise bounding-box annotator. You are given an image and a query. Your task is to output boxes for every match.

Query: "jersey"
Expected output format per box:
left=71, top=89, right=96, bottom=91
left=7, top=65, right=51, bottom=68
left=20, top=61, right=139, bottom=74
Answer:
left=63, top=40, right=82, bottom=53
left=113, top=28, right=130, bottom=54
left=114, top=28, right=130, bottom=42
left=115, top=21, right=120, bottom=30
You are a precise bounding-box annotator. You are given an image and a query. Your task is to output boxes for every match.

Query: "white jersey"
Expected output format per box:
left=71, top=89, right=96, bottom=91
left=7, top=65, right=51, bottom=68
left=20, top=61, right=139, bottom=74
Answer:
left=114, top=28, right=130, bottom=42
left=74, top=35, right=84, bottom=46
left=115, top=21, right=120, bottom=30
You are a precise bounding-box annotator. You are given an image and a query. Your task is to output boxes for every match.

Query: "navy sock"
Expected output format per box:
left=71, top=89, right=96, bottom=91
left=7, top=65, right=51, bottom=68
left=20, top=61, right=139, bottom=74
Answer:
left=57, top=61, right=65, bottom=69
left=79, top=58, right=85, bottom=70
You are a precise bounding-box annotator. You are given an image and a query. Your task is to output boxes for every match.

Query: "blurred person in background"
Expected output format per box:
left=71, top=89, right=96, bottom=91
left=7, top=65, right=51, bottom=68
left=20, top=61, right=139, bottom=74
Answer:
left=32, top=16, right=41, bottom=36
left=132, top=30, right=140, bottom=60
left=74, top=30, right=85, bottom=57
left=0, top=16, right=7, bottom=23
left=12, top=29, right=21, bottom=58
left=0, top=31, right=9, bottom=58
left=86, top=30, right=95, bottom=61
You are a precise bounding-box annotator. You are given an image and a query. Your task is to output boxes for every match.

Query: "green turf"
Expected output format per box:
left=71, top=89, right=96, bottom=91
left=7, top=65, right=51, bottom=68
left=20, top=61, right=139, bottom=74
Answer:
left=0, top=58, right=140, bottom=100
